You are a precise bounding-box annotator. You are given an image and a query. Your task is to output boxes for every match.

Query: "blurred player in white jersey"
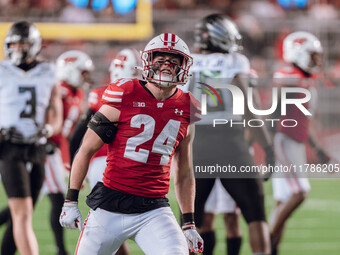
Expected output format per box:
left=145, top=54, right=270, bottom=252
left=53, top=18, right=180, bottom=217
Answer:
left=270, top=31, right=330, bottom=255
left=0, top=49, right=94, bottom=255
left=41, top=50, right=94, bottom=255
left=69, top=48, right=141, bottom=255
left=60, top=33, right=203, bottom=255
left=197, top=69, right=260, bottom=255
left=0, top=21, right=63, bottom=255
left=189, top=14, right=274, bottom=255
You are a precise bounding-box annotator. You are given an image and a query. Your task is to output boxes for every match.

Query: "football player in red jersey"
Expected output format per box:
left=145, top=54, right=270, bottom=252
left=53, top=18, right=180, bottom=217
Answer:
left=69, top=48, right=141, bottom=255
left=42, top=50, right=94, bottom=255
left=270, top=31, right=330, bottom=255
left=60, top=33, right=204, bottom=255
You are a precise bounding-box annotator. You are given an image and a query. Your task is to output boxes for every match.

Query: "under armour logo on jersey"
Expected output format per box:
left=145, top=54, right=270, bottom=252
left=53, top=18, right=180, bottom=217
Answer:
left=163, top=33, right=176, bottom=47
left=175, top=109, right=183, bottom=115
left=157, top=103, right=164, bottom=108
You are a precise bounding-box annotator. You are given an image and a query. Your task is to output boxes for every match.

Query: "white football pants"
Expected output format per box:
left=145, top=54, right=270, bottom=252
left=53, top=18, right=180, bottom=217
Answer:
left=41, top=148, right=67, bottom=195
left=204, top=179, right=238, bottom=214
left=75, top=206, right=188, bottom=255
left=272, top=132, right=311, bottom=202
left=87, top=156, right=106, bottom=189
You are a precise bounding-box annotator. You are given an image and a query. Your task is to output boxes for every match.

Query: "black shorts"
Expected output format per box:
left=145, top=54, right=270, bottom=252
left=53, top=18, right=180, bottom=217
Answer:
left=0, top=142, right=46, bottom=198
left=193, top=125, right=266, bottom=225
left=194, top=178, right=265, bottom=226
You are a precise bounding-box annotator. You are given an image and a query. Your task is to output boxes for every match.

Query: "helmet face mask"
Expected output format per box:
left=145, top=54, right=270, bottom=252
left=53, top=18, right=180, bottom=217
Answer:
left=149, top=51, right=183, bottom=87
left=4, top=21, right=42, bottom=66
left=141, top=33, right=193, bottom=88
left=283, top=31, right=323, bottom=74
left=7, top=41, right=30, bottom=66
left=194, top=14, right=242, bottom=54
left=56, top=50, right=94, bottom=88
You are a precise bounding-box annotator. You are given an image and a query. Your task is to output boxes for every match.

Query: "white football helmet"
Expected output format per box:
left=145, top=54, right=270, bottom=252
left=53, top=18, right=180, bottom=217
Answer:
left=109, top=48, right=140, bottom=82
left=141, top=33, right=193, bottom=87
left=56, top=50, right=94, bottom=88
left=4, top=21, right=42, bottom=65
left=194, top=14, right=242, bottom=53
left=283, top=31, right=323, bottom=74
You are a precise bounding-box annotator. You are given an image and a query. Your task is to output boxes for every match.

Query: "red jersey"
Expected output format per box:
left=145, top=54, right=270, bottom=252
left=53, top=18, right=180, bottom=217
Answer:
left=274, top=66, right=317, bottom=142
left=51, top=81, right=83, bottom=166
left=51, top=82, right=84, bottom=145
left=101, top=78, right=201, bottom=197
left=88, top=86, right=108, bottom=158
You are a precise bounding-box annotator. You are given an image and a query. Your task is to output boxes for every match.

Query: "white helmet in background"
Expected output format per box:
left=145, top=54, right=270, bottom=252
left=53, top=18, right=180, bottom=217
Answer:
left=56, top=50, right=94, bottom=87
left=141, top=33, right=193, bottom=87
left=283, top=31, right=323, bottom=74
left=4, top=21, right=42, bottom=65
left=109, top=48, right=140, bottom=82
left=194, top=14, right=242, bottom=53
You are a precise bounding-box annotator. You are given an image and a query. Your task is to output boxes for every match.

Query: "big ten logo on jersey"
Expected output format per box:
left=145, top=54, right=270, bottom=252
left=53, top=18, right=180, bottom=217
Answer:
left=133, top=101, right=145, bottom=107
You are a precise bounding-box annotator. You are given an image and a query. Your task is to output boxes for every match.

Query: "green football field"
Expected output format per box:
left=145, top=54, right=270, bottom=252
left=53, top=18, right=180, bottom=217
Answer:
left=1, top=178, right=340, bottom=255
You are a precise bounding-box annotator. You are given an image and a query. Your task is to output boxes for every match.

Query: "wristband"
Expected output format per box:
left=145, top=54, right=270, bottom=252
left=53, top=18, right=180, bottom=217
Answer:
left=181, top=212, right=195, bottom=228
left=66, top=188, right=79, bottom=202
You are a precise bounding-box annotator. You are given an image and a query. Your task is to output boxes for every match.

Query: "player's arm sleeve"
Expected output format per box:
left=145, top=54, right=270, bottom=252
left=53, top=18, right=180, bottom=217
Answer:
left=69, top=108, right=95, bottom=164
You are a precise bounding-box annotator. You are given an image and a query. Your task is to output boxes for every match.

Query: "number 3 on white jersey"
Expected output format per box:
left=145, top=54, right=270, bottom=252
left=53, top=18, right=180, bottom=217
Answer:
left=124, top=114, right=181, bottom=164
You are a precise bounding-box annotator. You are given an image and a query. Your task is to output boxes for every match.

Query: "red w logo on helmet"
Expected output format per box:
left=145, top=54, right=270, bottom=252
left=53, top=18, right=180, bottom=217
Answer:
left=293, top=38, right=307, bottom=45
left=114, top=55, right=127, bottom=68
left=64, top=57, right=78, bottom=63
